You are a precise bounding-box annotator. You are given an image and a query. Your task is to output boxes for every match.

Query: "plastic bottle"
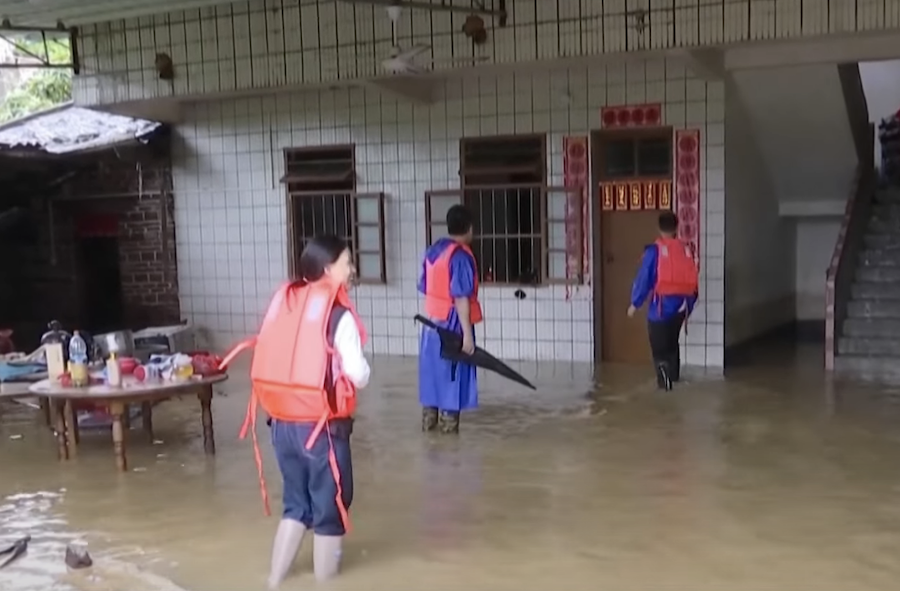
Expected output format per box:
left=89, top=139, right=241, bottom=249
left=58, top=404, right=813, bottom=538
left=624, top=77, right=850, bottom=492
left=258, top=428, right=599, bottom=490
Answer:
left=69, top=331, right=89, bottom=388
left=106, top=352, right=122, bottom=387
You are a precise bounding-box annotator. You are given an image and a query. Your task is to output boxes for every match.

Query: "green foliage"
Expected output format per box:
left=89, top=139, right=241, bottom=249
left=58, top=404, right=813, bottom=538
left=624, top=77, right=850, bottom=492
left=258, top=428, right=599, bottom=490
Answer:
left=0, top=38, right=73, bottom=123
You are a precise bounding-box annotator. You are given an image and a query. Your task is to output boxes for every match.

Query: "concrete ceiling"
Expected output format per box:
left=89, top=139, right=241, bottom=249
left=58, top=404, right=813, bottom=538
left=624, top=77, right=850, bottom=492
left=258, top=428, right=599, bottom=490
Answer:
left=0, top=0, right=236, bottom=27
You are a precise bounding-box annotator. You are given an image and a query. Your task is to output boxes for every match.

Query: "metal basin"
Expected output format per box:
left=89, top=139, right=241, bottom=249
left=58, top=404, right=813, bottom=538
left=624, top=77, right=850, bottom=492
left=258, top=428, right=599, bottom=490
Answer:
left=95, top=330, right=135, bottom=358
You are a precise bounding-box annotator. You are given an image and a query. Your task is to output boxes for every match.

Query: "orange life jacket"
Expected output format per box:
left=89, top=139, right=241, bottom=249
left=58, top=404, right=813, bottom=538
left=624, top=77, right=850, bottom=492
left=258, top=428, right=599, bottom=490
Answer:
left=655, top=237, right=699, bottom=297
left=219, top=277, right=367, bottom=529
left=423, top=242, right=484, bottom=324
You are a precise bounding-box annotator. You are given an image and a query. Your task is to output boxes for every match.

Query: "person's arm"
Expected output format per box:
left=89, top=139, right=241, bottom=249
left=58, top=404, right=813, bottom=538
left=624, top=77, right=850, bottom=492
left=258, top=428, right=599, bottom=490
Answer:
left=630, top=245, right=658, bottom=309
left=685, top=291, right=699, bottom=316
left=417, top=253, right=427, bottom=295
left=333, top=313, right=371, bottom=389
left=449, top=249, right=477, bottom=352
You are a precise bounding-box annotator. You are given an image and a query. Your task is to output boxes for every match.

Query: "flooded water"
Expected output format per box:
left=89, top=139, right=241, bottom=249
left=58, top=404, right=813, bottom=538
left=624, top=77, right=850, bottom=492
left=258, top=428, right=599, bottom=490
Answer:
left=3, top=347, right=900, bottom=590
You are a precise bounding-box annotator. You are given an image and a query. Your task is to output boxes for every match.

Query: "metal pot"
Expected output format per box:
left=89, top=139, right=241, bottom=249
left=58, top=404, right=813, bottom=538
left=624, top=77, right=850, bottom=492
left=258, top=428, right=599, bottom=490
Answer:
left=95, top=330, right=135, bottom=358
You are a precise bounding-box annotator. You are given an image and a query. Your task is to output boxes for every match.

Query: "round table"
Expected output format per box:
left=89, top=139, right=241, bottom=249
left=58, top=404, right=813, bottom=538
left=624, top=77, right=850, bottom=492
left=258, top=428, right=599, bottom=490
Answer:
left=28, top=374, right=228, bottom=471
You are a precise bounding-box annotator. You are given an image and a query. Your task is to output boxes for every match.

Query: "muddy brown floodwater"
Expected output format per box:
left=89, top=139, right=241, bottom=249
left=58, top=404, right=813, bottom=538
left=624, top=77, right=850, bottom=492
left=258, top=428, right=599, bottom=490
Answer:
left=3, top=346, right=900, bottom=590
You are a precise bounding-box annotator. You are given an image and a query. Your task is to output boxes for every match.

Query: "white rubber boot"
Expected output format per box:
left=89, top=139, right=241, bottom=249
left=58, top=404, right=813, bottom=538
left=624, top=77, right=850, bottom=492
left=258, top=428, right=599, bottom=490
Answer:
left=313, top=534, right=343, bottom=582
left=267, top=519, right=307, bottom=590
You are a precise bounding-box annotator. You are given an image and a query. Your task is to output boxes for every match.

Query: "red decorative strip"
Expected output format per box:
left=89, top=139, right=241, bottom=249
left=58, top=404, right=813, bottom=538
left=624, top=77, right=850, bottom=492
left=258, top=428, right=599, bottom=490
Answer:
left=563, top=136, right=589, bottom=300
left=600, top=103, right=662, bottom=128
left=675, top=129, right=701, bottom=262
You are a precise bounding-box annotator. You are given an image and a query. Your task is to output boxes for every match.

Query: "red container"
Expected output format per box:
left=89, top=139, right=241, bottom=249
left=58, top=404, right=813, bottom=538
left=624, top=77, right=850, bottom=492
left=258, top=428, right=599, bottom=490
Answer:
left=118, top=357, right=138, bottom=375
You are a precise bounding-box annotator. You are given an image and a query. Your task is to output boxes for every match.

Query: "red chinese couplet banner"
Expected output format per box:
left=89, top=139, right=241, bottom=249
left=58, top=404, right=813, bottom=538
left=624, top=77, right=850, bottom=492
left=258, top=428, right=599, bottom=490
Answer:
left=562, top=136, right=590, bottom=291
left=675, top=129, right=701, bottom=262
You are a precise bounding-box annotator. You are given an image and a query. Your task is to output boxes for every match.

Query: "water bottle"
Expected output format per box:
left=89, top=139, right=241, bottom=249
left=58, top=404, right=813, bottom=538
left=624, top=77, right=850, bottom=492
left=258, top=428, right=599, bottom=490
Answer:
left=68, top=331, right=89, bottom=387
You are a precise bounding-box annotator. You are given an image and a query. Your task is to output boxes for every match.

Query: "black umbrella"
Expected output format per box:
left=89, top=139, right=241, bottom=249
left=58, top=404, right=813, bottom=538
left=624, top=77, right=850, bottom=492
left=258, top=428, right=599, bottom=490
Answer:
left=414, top=314, right=536, bottom=390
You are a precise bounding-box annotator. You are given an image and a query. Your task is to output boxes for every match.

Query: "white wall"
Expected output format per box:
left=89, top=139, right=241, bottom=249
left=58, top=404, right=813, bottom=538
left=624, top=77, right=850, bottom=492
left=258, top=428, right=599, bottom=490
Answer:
left=860, top=59, right=900, bottom=168
left=795, top=219, right=841, bottom=320
left=729, top=65, right=856, bottom=206
left=72, top=0, right=900, bottom=107
left=171, top=59, right=727, bottom=366
left=724, top=78, right=796, bottom=346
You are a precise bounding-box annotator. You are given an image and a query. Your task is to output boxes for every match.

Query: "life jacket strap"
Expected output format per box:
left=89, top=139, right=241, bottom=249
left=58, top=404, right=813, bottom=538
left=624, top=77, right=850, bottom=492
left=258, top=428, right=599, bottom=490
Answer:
left=239, top=390, right=272, bottom=517
left=218, top=337, right=256, bottom=371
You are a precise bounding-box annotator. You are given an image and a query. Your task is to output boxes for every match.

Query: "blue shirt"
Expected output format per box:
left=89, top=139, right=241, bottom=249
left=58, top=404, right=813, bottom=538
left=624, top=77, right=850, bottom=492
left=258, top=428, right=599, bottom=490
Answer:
left=631, top=243, right=698, bottom=322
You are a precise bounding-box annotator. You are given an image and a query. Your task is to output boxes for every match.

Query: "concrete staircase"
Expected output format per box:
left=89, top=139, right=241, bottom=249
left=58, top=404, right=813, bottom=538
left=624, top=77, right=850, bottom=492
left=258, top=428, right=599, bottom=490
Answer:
left=836, top=187, right=900, bottom=381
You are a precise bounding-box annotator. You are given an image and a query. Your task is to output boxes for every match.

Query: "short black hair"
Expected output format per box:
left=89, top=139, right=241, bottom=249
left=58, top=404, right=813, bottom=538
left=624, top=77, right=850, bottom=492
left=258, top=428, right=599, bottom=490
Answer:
left=658, top=211, right=678, bottom=234
left=446, top=205, right=474, bottom=236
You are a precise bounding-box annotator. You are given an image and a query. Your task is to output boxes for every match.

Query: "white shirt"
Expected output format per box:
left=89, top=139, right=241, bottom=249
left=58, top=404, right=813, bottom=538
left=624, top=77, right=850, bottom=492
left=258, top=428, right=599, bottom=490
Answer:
left=331, top=312, right=370, bottom=389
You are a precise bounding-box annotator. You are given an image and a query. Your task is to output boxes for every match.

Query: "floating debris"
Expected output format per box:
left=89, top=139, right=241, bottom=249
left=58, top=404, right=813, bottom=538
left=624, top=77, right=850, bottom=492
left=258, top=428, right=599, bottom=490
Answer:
left=65, top=544, right=93, bottom=569
left=0, top=535, right=30, bottom=569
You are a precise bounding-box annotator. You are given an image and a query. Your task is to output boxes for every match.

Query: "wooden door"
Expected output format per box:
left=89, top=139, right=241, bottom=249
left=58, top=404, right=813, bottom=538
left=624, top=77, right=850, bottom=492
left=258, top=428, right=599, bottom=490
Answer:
left=599, top=211, right=660, bottom=363
left=589, top=126, right=674, bottom=365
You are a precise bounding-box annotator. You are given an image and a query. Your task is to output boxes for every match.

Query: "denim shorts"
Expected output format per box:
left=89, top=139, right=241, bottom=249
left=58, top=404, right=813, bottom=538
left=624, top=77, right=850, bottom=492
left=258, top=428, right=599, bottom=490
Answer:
left=270, top=418, right=354, bottom=536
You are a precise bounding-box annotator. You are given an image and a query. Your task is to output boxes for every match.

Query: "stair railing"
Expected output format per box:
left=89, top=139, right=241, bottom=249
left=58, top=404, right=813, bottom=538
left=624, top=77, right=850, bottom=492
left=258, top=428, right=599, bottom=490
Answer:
left=825, top=162, right=874, bottom=371
left=827, top=64, right=876, bottom=371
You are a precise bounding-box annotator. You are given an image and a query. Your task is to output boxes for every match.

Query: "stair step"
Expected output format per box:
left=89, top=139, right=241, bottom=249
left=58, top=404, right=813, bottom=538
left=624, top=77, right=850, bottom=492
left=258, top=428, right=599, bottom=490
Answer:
left=874, top=189, right=900, bottom=204
left=851, top=282, right=900, bottom=299
left=858, top=249, right=900, bottom=267
left=834, top=355, right=900, bottom=384
left=867, top=219, right=900, bottom=234
left=864, top=234, right=900, bottom=249
left=847, top=299, right=900, bottom=318
left=856, top=267, right=900, bottom=282
left=838, top=337, right=900, bottom=356
left=843, top=317, right=900, bottom=337
left=871, top=204, right=900, bottom=220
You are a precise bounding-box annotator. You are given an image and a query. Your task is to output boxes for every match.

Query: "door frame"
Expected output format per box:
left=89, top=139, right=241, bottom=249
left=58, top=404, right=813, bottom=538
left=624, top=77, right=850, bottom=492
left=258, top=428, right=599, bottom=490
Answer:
left=590, top=126, right=674, bottom=366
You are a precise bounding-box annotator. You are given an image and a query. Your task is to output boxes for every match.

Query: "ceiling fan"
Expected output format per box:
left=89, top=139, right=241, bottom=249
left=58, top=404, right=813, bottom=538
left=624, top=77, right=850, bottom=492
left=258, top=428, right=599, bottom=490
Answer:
left=379, top=4, right=488, bottom=75
left=381, top=43, right=487, bottom=75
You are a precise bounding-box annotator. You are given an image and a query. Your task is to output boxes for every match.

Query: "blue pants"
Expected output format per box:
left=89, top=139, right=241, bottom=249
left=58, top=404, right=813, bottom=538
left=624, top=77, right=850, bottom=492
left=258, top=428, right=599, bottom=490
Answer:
left=270, top=419, right=354, bottom=536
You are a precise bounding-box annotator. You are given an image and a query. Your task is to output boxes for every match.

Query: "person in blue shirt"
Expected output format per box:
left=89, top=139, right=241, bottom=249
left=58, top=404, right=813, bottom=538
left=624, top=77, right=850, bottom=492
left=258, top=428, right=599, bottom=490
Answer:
left=417, top=205, right=480, bottom=434
left=627, top=212, right=699, bottom=390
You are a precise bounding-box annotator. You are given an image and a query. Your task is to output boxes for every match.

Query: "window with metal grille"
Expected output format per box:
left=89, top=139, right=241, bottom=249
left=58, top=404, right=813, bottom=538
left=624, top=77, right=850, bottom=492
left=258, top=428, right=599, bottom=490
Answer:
left=462, top=135, right=545, bottom=284
left=425, top=135, right=585, bottom=286
left=282, top=146, right=386, bottom=284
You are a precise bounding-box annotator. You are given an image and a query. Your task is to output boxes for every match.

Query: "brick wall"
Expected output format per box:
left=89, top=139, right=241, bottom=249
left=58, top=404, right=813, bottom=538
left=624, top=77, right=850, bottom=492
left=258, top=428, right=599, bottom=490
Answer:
left=0, top=136, right=180, bottom=349
left=117, top=191, right=180, bottom=327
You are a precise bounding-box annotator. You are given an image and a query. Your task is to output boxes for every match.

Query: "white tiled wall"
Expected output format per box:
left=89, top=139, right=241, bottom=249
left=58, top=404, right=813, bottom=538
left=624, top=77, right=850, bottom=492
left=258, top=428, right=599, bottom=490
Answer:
left=73, top=0, right=898, bottom=106
left=173, top=58, right=725, bottom=366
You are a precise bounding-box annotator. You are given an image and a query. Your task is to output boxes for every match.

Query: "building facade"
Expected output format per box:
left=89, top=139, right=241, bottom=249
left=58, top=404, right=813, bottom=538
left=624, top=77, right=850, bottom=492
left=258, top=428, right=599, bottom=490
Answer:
left=60, top=0, right=900, bottom=368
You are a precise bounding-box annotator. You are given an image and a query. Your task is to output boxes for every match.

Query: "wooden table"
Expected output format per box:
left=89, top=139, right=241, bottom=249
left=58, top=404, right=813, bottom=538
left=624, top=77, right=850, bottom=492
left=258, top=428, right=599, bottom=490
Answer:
left=28, top=374, right=228, bottom=471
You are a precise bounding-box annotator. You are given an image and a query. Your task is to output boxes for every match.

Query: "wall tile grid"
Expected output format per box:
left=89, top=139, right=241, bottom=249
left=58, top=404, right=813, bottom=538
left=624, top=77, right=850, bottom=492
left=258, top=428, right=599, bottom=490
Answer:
left=73, top=0, right=899, bottom=105
left=172, top=58, right=726, bottom=366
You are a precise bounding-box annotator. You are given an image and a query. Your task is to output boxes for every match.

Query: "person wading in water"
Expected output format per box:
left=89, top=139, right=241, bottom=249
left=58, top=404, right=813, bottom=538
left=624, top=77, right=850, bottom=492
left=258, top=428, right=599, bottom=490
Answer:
left=417, top=205, right=482, bottom=434
left=627, top=211, right=699, bottom=390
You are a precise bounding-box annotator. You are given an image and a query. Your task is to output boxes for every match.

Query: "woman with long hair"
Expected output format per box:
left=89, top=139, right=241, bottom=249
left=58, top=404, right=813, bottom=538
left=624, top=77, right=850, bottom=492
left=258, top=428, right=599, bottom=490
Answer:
left=250, top=235, right=371, bottom=589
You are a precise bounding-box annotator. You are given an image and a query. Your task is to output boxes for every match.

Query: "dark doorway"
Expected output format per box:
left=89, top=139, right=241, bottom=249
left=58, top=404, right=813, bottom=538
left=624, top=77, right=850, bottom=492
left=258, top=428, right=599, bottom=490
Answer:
left=78, top=236, right=125, bottom=333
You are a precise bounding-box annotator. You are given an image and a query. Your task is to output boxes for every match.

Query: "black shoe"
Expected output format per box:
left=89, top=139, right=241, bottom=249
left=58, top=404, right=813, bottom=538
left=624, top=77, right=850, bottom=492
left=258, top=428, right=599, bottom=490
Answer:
left=422, top=407, right=439, bottom=432
left=438, top=411, right=460, bottom=434
left=656, top=363, right=673, bottom=391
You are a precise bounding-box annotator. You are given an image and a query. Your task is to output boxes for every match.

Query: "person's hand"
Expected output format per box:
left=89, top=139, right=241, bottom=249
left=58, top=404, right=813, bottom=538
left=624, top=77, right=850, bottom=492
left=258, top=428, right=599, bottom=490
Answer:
left=461, top=331, right=475, bottom=355
left=627, top=305, right=637, bottom=318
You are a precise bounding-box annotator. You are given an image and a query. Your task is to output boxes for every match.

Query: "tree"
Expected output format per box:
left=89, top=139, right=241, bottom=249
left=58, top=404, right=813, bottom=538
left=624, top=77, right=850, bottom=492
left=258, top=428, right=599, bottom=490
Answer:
left=0, top=39, right=73, bottom=123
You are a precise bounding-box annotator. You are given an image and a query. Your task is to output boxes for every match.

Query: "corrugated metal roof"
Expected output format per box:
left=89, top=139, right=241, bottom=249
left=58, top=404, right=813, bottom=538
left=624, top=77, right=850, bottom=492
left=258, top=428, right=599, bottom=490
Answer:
left=0, top=102, right=162, bottom=155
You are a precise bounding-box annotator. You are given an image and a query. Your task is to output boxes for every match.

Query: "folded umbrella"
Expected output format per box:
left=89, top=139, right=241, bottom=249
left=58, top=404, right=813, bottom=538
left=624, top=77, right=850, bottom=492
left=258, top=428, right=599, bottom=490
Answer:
left=414, top=314, right=536, bottom=390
